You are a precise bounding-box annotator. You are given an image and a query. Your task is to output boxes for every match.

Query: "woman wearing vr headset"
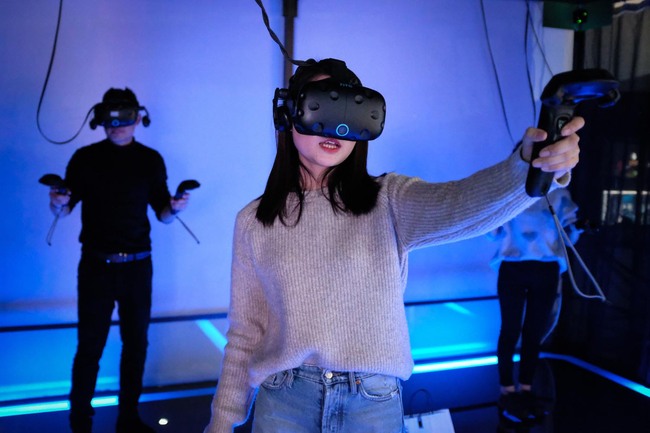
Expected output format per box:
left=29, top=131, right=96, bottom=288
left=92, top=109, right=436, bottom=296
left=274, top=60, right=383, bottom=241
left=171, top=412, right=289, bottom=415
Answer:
left=204, top=59, right=584, bottom=433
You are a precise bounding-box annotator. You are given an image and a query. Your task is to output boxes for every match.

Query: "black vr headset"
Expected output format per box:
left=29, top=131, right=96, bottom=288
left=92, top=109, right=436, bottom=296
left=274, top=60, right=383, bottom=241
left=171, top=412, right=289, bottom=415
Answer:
left=273, top=77, right=386, bottom=141
left=89, top=88, right=151, bottom=129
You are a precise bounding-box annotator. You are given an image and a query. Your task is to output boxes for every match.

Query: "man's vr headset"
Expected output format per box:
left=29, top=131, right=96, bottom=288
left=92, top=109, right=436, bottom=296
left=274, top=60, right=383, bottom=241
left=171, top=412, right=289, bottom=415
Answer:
left=89, top=103, right=151, bottom=130
left=273, top=78, right=386, bottom=141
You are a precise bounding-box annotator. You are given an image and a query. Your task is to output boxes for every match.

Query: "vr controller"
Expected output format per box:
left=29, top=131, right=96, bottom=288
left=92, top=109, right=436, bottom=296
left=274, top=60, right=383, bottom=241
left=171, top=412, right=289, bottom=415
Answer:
left=38, top=175, right=201, bottom=199
left=89, top=103, right=151, bottom=130
left=525, top=68, right=620, bottom=197
left=39, top=173, right=68, bottom=195
left=274, top=78, right=386, bottom=141
left=172, top=180, right=201, bottom=244
left=174, top=179, right=200, bottom=199
left=39, top=173, right=69, bottom=246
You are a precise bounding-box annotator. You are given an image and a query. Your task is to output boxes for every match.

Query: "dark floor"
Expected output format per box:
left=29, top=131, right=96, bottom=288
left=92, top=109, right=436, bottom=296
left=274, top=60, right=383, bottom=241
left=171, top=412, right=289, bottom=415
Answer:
left=1, top=356, right=649, bottom=433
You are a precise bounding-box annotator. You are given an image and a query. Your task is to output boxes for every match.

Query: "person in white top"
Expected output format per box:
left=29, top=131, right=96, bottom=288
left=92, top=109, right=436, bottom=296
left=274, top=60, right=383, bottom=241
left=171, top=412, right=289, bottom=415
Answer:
left=489, top=186, right=583, bottom=424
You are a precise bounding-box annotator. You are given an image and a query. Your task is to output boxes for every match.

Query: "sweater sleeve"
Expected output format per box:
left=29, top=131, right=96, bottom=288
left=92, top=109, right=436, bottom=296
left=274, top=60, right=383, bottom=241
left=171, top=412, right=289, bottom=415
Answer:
left=204, top=208, right=267, bottom=433
left=385, top=151, right=540, bottom=251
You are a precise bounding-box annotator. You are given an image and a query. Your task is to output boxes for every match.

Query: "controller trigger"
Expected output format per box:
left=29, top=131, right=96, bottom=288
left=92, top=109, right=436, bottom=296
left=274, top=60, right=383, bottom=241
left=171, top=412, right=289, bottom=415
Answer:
left=557, top=115, right=571, bottom=131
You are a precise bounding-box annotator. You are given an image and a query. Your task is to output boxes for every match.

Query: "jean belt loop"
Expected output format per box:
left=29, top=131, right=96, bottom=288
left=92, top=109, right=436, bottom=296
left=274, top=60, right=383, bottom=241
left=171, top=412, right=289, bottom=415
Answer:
left=348, top=372, right=358, bottom=395
left=285, top=368, right=295, bottom=388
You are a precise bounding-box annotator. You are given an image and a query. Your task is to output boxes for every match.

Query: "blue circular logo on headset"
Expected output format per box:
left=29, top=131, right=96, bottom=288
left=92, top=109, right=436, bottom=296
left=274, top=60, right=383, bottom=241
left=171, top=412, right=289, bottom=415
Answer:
left=336, top=123, right=349, bottom=137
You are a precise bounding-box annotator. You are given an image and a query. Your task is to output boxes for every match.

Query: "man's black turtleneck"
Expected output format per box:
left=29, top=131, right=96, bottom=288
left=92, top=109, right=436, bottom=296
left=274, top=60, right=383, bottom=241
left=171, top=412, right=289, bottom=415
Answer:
left=65, top=139, right=170, bottom=253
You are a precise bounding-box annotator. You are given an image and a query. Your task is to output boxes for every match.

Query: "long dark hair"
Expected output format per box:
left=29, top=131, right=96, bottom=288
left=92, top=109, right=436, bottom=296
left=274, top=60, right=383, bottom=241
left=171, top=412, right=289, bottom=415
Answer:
left=256, top=59, right=381, bottom=226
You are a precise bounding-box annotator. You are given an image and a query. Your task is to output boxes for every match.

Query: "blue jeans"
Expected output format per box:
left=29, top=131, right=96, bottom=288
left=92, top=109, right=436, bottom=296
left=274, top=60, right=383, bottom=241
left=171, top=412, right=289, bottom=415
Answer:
left=252, top=365, right=405, bottom=433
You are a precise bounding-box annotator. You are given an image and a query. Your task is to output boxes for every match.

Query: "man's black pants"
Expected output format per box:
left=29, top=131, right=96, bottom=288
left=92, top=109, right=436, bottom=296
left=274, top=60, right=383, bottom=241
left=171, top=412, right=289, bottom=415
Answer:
left=69, top=253, right=153, bottom=421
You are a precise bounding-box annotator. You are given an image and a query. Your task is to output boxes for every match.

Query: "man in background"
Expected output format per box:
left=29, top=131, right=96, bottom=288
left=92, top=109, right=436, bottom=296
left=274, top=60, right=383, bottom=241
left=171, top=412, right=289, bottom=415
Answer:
left=48, top=88, right=190, bottom=433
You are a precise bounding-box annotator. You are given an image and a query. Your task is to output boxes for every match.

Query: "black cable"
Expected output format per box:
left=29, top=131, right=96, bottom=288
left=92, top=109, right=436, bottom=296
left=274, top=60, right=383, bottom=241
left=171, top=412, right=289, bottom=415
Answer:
left=46, top=212, right=61, bottom=246
left=524, top=0, right=556, bottom=127
left=479, top=0, right=516, bottom=146
left=524, top=5, right=537, bottom=126
left=35, top=0, right=91, bottom=145
left=544, top=194, right=608, bottom=303
left=525, top=0, right=554, bottom=76
left=176, top=216, right=200, bottom=244
left=254, top=0, right=310, bottom=68
left=526, top=0, right=559, bottom=126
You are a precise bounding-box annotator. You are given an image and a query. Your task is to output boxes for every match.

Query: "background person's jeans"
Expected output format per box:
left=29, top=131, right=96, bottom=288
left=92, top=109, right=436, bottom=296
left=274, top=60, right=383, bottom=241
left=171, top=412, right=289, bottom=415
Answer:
left=252, top=364, right=405, bottom=433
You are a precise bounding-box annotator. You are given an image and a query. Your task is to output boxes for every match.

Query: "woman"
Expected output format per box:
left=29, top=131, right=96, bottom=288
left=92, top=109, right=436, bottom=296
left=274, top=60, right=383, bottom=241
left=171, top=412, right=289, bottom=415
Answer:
left=489, top=187, right=582, bottom=423
left=204, top=58, right=583, bottom=433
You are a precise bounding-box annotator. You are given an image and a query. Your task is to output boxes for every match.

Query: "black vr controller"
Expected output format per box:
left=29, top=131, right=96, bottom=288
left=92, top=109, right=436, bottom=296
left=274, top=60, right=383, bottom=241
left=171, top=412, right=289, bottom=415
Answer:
left=39, top=173, right=69, bottom=245
left=525, top=68, right=620, bottom=197
left=39, top=173, right=68, bottom=195
left=274, top=78, right=386, bottom=141
left=174, top=179, right=200, bottom=200
left=173, top=180, right=201, bottom=244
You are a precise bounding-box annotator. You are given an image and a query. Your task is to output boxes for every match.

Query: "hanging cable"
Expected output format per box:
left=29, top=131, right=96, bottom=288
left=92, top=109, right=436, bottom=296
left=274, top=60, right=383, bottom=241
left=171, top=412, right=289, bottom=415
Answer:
left=35, top=0, right=91, bottom=145
left=46, top=210, right=62, bottom=246
left=254, top=0, right=310, bottom=68
left=524, top=5, right=538, bottom=125
left=524, top=0, right=556, bottom=126
left=175, top=216, right=200, bottom=244
left=525, top=0, right=554, bottom=76
left=479, top=0, right=516, bottom=146
left=545, top=195, right=608, bottom=303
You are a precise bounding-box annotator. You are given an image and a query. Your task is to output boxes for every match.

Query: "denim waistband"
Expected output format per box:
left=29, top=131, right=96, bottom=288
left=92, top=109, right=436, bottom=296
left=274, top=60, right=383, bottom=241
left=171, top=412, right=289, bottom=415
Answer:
left=286, top=364, right=390, bottom=395
left=300, top=364, right=359, bottom=379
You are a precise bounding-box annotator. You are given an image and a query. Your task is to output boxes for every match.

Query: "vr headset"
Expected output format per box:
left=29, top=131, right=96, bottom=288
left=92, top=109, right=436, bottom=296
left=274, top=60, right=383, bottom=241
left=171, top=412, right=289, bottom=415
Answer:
left=89, top=103, right=151, bottom=129
left=273, top=78, right=386, bottom=141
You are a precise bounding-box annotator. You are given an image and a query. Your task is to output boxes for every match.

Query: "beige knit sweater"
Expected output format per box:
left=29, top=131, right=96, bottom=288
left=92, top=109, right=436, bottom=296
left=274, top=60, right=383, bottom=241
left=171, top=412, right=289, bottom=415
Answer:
left=205, top=152, right=551, bottom=432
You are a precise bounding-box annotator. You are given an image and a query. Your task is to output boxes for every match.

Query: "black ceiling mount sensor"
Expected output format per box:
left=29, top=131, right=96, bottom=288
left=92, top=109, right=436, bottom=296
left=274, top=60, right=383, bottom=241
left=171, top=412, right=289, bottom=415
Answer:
left=525, top=68, right=620, bottom=197
left=542, top=1, right=612, bottom=31
left=173, top=180, right=201, bottom=244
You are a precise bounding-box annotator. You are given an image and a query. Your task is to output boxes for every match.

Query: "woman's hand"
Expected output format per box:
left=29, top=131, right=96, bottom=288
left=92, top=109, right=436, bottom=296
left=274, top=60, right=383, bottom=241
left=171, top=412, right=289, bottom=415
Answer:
left=520, top=116, right=584, bottom=180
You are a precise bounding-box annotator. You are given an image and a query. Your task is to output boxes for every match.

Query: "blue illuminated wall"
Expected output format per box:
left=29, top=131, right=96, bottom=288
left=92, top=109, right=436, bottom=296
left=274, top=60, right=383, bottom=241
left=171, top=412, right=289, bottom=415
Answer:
left=0, top=0, right=573, bottom=402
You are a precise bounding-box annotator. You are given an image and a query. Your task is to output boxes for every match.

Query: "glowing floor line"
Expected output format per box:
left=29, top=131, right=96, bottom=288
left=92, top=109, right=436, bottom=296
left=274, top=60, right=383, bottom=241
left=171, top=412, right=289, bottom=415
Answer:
left=2, top=322, right=647, bottom=418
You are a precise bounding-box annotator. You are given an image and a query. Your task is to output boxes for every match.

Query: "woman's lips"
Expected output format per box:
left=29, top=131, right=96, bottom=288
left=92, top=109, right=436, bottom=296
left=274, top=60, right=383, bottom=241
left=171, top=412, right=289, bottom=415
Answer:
left=319, top=139, right=341, bottom=151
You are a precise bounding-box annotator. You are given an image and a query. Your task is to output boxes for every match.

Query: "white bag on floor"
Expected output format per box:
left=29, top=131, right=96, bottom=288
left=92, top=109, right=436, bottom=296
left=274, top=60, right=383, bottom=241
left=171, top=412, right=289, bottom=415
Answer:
left=404, top=408, right=455, bottom=433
